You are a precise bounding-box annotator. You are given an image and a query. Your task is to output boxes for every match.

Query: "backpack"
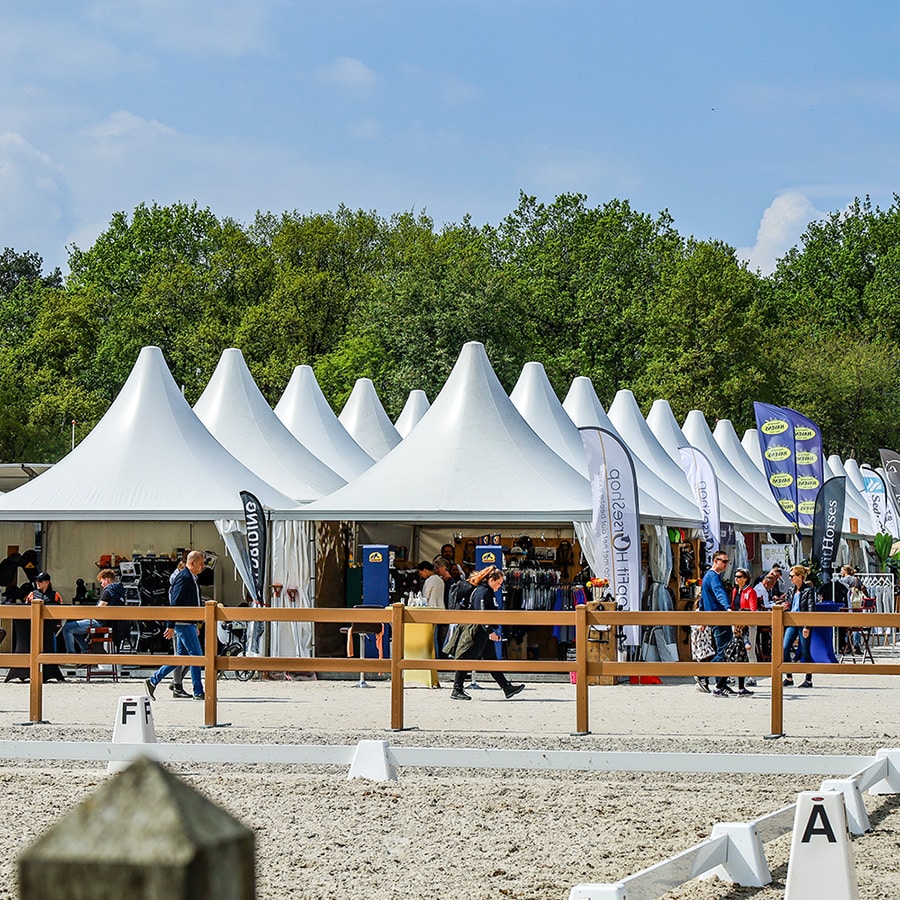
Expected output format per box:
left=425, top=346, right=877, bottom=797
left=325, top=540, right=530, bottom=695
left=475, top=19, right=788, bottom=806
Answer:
left=447, top=580, right=477, bottom=611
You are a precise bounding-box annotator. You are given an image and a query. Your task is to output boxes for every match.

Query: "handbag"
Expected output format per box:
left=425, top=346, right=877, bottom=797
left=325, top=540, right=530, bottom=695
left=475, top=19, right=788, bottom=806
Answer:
left=690, top=625, right=714, bottom=661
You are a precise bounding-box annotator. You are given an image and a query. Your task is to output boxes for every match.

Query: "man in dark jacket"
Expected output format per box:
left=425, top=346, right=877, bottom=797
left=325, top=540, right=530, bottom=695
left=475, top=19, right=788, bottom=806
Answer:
left=145, top=550, right=205, bottom=700
left=700, top=551, right=734, bottom=696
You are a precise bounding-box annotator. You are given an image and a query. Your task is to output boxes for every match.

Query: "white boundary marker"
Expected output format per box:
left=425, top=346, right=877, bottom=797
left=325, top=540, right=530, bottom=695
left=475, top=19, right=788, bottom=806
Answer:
left=0, top=741, right=877, bottom=774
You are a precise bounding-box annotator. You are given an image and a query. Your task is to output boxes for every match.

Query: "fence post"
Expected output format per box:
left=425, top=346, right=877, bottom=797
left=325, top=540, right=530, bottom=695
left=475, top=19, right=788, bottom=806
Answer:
left=29, top=599, right=44, bottom=724
left=574, top=602, right=590, bottom=735
left=18, top=757, right=255, bottom=899
left=769, top=603, right=785, bottom=738
left=390, top=602, right=405, bottom=731
left=204, top=601, right=218, bottom=727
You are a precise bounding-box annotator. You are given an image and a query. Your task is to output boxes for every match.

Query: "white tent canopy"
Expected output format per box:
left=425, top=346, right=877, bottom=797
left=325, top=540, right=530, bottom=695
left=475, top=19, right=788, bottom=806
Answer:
left=338, top=378, right=401, bottom=461
left=299, top=342, right=594, bottom=523
left=826, top=454, right=876, bottom=536
left=647, top=401, right=781, bottom=531
left=561, top=377, right=700, bottom=526
left=194, top=349, right=345, bottom=503
left=274, top=365, right=374, bottom=482
left=609, top=389, right=755, bottom=529
left=0, top=346, right=297, bottom=521
left=394, top=389, right=430, bottom=438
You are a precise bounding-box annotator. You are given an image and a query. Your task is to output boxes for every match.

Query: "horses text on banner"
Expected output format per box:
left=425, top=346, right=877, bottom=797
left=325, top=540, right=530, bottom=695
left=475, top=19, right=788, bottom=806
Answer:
left=678, top=446, right=721, bottom=568
left=753, top=401, right=799, bottom=529
left=811, top=476, right=846, bottom=577
left=579, top=427, right=641, bottom=646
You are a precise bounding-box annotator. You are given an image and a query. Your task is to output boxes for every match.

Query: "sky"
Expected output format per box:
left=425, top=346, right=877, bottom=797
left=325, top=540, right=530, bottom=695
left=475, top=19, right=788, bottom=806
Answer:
left=2, top=1, right=900, bottom=277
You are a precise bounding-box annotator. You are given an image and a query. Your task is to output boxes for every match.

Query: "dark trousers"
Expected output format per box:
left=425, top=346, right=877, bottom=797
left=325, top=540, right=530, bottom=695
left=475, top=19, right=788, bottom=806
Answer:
left=453, top=628, right=512, bottom=693
left=711, top=624, right=733, bottom=690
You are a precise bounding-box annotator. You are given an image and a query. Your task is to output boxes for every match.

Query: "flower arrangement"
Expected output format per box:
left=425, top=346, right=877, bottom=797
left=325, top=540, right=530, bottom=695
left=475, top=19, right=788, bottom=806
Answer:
left=586, top=577, right=610, bottom=589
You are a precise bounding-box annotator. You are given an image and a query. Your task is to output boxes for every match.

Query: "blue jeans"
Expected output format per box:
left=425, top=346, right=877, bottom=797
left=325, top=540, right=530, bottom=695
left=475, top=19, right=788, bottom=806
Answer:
left=783, top=625, right=811, bottom=679
left=150, top=624, right=203, bottom=695
left=711, top=624, right=733, bottom=690
left=62, top=619, right=100, bottom=654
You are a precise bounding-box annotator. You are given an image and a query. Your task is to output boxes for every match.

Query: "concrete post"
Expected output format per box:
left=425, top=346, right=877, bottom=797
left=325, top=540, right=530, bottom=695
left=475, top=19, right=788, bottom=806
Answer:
left=18, top=757, right=255, bottom=899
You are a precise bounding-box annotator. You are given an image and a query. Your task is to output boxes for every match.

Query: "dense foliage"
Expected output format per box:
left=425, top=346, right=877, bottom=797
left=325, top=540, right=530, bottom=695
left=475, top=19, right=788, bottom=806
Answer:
left=2, top=192, right=899, bottom=464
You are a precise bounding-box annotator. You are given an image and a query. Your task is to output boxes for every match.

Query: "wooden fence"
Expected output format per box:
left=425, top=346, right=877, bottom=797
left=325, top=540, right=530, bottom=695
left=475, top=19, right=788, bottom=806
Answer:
left=3, top=601, right=899, bottom=736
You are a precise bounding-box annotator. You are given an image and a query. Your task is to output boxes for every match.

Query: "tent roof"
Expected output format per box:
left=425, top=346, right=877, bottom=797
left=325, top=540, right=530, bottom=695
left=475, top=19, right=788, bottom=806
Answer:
left=274, top=365, right=374, bottom=482
left=0, top=346, right=298, bottom=520
left=609, top=390, right=758, bottom=529
left=338, top=378, right=401, bottom=460
left=826, top=454, right=876, bottom=536
left=394, top=390, right=430, bottom=438
left=193, top=349, right=345, bottom=503
left=298, top=342, right=594, bottom=522
left=681, top=410, right=787, bottom=530
left=646, top=401, right=782, bottom=531
left=560, top=377, right=700, bottom=526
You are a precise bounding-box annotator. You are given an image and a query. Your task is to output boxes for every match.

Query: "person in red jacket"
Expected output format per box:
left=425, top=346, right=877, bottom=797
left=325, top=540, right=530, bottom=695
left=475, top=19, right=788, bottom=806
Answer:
left=731, top=568, right=759, bottom=686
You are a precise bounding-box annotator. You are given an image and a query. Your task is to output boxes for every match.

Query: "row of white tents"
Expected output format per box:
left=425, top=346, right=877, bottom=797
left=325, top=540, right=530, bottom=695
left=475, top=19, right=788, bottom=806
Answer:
left=0, top=342, right=888, bottom=621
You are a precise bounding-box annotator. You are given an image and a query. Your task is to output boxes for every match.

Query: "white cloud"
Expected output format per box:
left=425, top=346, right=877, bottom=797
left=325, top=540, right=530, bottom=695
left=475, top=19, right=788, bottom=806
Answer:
left=85, top=0, right=274, bottom=56
left=737, top=192, right=824, bottom=275
left=316, top=57, right=377, bottom=97
left=0, top=132, right=69, bottom=262
left=348, top=117, right=381, bottom=140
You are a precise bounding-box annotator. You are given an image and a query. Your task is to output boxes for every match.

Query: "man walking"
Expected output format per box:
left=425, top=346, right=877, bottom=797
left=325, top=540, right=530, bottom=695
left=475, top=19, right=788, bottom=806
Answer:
left=145, top=550, right=205, bottom=700
left=700, top=551, right=734, bottom=696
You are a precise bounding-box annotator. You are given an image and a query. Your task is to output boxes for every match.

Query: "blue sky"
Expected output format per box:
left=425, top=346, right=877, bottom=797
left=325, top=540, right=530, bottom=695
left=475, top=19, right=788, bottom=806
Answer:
left=2, top=1, right=899, bottom=276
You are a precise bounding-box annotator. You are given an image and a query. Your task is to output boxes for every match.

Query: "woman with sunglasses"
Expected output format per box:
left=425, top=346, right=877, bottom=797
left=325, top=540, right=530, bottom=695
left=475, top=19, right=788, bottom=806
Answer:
left=782, top=565, right=816, bottom=688
left=731, top=568, right=759, bottom=687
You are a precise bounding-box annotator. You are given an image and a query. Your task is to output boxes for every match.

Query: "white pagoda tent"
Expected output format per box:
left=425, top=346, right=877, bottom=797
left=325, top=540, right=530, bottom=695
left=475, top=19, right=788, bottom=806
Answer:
left=0, top=346, right=298, bottom=599
left=394, top=390, right=430, bottom=438
left=338, top=378, right=401, bottom=461
left=274, top=365, right=374, bottom=482
left=298, top=342, right=593, bottom=524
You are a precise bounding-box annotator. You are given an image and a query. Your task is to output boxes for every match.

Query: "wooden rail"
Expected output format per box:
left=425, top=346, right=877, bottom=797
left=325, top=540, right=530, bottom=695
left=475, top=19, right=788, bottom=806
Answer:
left=3, top=601, right=899, bottom=734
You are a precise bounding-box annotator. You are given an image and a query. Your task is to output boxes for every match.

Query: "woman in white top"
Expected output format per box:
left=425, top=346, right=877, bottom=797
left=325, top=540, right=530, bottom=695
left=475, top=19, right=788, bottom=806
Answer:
left=417, top=561, right=446, bottom=608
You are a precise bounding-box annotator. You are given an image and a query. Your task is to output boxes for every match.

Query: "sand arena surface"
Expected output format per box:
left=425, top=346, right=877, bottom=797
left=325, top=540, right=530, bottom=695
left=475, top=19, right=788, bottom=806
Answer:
left=0, top=671, right=899, bottom=899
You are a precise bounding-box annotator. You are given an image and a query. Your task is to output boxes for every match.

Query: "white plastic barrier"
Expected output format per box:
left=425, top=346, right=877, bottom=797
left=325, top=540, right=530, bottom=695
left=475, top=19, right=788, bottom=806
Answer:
left=109, top=694, right=156, bottom=774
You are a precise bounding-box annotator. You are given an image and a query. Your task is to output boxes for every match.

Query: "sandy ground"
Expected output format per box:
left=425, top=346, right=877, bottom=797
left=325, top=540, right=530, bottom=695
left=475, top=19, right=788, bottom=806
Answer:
left=1, top=658, right=899, bottom=899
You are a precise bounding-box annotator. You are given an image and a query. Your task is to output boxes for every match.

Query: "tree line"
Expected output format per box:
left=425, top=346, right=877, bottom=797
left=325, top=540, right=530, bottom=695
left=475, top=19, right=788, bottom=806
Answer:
left=1, top=192, right=899, bottom=465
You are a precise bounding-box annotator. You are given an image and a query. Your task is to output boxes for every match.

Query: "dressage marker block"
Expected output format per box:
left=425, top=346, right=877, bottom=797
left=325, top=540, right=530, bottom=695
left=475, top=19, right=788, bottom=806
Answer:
left=784, top=791, right=858, bottom=900
left=109, top=694, right=156, bottom=774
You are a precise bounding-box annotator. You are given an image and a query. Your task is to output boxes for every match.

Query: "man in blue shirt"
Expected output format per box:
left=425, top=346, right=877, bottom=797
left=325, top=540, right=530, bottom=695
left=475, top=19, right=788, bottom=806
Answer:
left=700, top=551, right=734, bottom=696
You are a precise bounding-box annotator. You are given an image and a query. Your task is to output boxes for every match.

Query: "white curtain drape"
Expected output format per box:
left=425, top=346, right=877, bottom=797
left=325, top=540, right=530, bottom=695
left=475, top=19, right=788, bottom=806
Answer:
left=732, top=530, right=749, bottom=572
left=644, top=525, right=678, bottom=662
left=270, top=520, right=315, bottom=658
left=214, top=518, right=255, bottom=599
left=573, top=521, right=597, bottom=576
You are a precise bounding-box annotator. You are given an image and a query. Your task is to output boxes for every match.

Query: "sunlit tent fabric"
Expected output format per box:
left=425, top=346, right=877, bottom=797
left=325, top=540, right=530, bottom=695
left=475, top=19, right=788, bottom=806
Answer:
left=297, top=342, right=594, bottom=523
left=394, top=389, right=430, bottom=438
left=608, top=389, right=755, bottom=530
left=826, top=454, right=876, bottom=536
left=563, top=378, right=703, bottom=525
left=194, top=349, right=345, bottom=503
left=274, top=365, right=374, bottom=482
left=681, top=410, right=786, bottom=530
left=338, top=378, right=402, bottom=461
left=647, top=401, right=780, bottom=531
left=0, top=346, right=297, bottom=521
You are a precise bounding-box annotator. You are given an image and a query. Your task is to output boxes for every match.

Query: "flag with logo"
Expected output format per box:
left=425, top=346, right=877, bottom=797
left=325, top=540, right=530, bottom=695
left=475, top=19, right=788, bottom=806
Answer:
left=861, top=466, right=897, bottom=537
left=781, top=407, right=824, bottom=529
left=753, top=402, right=799, bottom=528
left=879, top=449, right=900, bottom=530
left=811, top=477, right=846, bottom=576
left=678, top=446, right=721, bottom=567
left=579, top=427, right=641, bottom=646
left=240, top=490, right=267, bottom=604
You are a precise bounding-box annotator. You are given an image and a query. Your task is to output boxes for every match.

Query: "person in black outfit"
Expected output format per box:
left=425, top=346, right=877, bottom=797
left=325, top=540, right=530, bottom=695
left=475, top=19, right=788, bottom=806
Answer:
left=4, top=572, right=66, bottom=683
left=450, top=567, right=524, bottom=701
